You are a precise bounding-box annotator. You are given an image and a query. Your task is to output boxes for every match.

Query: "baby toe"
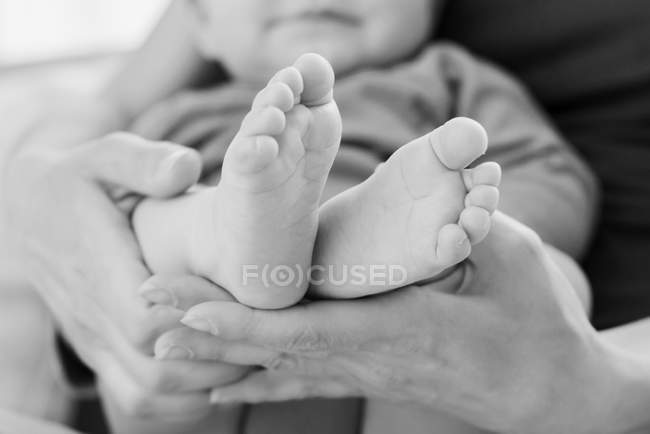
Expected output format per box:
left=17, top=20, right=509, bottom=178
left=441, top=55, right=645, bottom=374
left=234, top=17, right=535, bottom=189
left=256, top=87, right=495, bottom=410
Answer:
left=226, top=135, right=280, bottom=174
left=252, top=82, right=295, bottom=112
left=435, top=223, right=471, bottom=267
left=430, top=117, right=488, bottom=170
left=293, top=53, right=335, bottom=107
left=465, top=185, right=500, bottom=214
left=459, top=206, right=492, bottom=244
left=472, top=161, right=502, bottom=187
left=241, top=106, right=286, bottom=137
left=270, top=66, right=304, bottom=102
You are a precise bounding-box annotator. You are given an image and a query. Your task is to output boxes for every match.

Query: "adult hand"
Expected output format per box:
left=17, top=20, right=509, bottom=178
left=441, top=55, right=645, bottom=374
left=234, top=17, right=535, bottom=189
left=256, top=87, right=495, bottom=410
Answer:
left=130, top=86, right=253, bottom=145
left=129, top=85, right=254, bottom=173
left=1, top=133, right=248, bottom=419
left=2, top=132, right=202, bottom=353
left=57, top=274, right=248, bottom=425
left=156, top=213, right=622, bottom=433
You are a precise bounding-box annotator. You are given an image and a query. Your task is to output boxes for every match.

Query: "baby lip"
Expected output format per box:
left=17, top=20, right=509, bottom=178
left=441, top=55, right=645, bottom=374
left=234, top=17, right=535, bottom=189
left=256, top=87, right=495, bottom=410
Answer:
left=269, top=9, right=360, bottom=28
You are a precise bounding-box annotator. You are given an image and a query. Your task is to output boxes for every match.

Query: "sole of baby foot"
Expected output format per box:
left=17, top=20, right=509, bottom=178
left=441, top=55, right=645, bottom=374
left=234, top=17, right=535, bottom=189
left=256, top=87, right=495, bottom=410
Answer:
left=310, top=117, right=501, bottom=299
left=189, top=53, right=342, bottom=309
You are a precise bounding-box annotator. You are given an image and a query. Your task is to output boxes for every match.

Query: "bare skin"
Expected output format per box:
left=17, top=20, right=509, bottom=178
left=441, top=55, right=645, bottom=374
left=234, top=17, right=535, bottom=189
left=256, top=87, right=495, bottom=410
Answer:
left=133, top=55, right=500, bottom=308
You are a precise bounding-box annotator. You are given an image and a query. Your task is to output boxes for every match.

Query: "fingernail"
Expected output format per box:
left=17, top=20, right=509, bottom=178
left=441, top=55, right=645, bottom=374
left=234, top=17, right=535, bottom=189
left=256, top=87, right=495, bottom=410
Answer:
left=158, top=345, right=194, bottom=360
left=159, top=150, right=190, bottom=174
left=140, top=288, right=177, bottom=307
left=181, top=315, right=219, bottom=335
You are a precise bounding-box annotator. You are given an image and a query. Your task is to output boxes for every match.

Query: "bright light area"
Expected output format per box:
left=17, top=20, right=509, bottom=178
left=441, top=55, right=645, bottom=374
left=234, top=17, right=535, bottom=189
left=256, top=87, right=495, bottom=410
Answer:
left=0, top=0, right=169, bottom=65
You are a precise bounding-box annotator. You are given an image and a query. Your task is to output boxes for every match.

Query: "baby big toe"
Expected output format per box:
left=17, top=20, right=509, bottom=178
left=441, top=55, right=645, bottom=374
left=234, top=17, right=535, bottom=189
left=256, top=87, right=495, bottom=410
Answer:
left=293, top=53, right=335, bottom=106
left=435, top=223, right=471, bottom=267
left=431, top=117, right=488, bottom=170
left=459, top=206, right=492, bottom=244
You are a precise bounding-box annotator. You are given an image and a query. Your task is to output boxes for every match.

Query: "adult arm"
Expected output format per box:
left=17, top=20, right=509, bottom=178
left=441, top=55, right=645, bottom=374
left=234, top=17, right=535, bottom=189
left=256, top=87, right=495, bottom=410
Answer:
left=0, top=2, right=230, bottom=430
left=3, top=0, right=211, bottom=155
left=103, top=0, right=209, bottom=123
left=0, top=133, right=250, bottom=430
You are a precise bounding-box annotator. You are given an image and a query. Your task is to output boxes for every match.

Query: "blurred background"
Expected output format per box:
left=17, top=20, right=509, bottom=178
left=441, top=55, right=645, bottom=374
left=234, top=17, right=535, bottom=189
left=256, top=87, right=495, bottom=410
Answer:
left=0, top=0, right=166, bottom=65
left=0, top=0, right=168, bottom=95
left=0, top=4, right=171, bottom=432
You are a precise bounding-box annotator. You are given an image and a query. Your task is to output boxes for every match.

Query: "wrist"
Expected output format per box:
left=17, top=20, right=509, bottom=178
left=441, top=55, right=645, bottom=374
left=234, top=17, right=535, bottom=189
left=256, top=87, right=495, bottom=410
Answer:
left=510, top=331, right=650, bottom=434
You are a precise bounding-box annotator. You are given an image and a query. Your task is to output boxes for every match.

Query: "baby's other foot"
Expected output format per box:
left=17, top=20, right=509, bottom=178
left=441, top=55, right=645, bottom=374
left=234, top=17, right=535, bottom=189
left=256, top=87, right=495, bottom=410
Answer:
left=311, top=118, right=500, bottom=298
left=191, top=53, right=342, bottom=308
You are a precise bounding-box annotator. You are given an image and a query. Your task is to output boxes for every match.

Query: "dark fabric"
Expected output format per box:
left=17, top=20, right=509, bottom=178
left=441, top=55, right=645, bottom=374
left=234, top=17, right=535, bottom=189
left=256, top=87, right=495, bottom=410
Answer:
left=55, top=336, right=109, bottom=433
left=244, top=399, right=363, bottom=434
left=438, top=0, right=650, bottom=330
left=55, top=335, right=95, bottom=390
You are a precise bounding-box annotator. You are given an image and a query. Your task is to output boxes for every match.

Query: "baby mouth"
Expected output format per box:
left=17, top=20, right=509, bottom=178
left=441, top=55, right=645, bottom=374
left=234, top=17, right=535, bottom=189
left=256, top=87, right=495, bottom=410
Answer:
left=269, top=10, right=361, bottom=28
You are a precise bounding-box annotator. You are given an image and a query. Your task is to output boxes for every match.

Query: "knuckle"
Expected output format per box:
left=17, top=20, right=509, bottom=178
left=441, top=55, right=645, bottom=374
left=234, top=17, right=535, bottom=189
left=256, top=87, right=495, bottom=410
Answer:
left=261, top=352, right=297, bottom=371
left=286, top=324, right=331, bottom=353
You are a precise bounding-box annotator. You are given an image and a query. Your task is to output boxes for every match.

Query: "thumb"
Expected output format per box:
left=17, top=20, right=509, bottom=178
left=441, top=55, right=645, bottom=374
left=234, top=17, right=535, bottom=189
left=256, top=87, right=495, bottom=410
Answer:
left=74, top=132, right=202, bottom=198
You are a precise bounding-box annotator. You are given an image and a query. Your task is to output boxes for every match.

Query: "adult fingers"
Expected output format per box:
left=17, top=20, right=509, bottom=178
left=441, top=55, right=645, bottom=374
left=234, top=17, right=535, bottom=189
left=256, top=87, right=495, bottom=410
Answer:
left=139, top=274, right=235, bottom=311
left=180, top=288, right=462, bottom=355
left=59, top=295, right=248, bottom=395
left=182, top=300, right=353, bottom=354
left=106, top=320, right=250, bottom=393
left=70, top=132, right=202, bottom=198
left=155, top=327, right=278, bottom=367
left=96, top=354, right=213, bottom=422
left=209, top=370, right=357, bottom=404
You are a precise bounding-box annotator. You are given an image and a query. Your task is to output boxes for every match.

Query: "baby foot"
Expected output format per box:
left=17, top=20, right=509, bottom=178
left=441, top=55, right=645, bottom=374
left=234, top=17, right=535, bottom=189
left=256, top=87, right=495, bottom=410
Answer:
left=311, top=117, right=500, bottom=298
left=190, top=53, right=341, bottom=309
